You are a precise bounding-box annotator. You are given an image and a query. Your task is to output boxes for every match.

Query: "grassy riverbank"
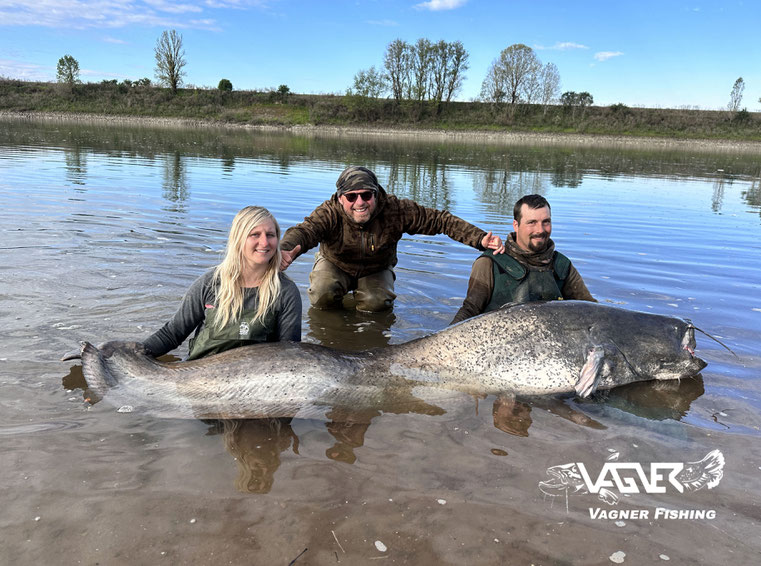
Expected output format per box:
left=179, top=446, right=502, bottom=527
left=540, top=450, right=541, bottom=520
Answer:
left=3, top=78, right=761, bottom=142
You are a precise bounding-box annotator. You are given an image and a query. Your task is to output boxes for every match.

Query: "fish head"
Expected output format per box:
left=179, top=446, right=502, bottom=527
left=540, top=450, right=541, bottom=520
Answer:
left=602, top=314, right=707, bottom=384
left=538, top=462, right=587, bottom=496
left=648, top=320, right=707, bottom=381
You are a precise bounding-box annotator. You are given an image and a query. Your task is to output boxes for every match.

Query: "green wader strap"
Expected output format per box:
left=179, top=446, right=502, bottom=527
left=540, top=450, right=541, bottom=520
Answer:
left=483, top=250, right=571, bottom=311
left=187, top=305, right=277, bottom=360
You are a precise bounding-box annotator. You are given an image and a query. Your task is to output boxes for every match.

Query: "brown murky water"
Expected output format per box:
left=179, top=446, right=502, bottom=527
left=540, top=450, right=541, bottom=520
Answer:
left=1, top=117, right=761, bottom=565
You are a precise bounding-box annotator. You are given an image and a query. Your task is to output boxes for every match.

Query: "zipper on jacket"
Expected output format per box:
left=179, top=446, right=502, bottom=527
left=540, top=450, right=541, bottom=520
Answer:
left=359, top=225, right=365, bottom=260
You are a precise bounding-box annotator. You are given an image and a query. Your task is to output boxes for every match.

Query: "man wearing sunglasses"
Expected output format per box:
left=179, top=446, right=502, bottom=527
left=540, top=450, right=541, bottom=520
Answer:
left=280, top=166, right=504, bottom=312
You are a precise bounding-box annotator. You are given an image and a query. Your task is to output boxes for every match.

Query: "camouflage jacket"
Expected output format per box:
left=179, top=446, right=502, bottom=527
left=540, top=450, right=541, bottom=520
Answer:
left=281, top=188, right=488, bottom=278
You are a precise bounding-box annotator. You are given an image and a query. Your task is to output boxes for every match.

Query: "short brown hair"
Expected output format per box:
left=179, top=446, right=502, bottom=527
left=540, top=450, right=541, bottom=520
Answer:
left=514, top=194, right=550, bottom=223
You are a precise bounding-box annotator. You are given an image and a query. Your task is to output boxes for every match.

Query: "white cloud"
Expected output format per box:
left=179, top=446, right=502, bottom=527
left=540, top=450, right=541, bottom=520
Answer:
left=204, top=0, right=272, bottom=7
left=594, top=51, right=624, bottom=62
left=535, top=41, right=589, bottom=51
left=0, top=59, right=48, bottom=80
left=0, top=0, right=265, bottom=30
left=414, top=0, right=467, bottom=11
left=188, top=18, right=222, bottom=31
left=144, top=0, right=202, bottom=14
left=555, top=42, right=589, bottom=50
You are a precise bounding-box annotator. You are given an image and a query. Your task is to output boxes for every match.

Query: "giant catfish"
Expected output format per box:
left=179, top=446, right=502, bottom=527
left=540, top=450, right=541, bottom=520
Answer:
left=62, top=301, right=707, bottom=420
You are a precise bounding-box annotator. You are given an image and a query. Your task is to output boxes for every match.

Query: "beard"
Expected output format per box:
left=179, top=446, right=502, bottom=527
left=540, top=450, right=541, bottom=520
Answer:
left=527, top=234, right=550, bottom=252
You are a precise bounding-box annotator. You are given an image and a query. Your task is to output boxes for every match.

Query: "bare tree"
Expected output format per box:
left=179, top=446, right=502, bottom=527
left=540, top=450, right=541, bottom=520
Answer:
left=56, top=54, right=80, bottom=87
left=429, top=40, right=450, bottom=110
left=382, top=37, right=468, bottom=112
left=539, top=62, right=560, bottom=115
left=480, top=68, right=505, bottom=103
left=444, top=40, right=469, bottom=104
left=409, top=38, right=433, bottom=102
left=523, top=68, right=541, bottom=104
left=348, top=66, right=388, bottom=98
left=480, top=44, right=542, bottom=105
left=728, top=77, right=744, bottom=112
left=383, top=39, right=410, bottom=103
left=154, top=29, right=186, bottom=94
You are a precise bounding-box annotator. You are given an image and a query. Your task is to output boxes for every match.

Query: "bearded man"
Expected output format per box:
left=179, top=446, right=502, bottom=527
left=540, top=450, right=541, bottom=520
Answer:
left=280, top=166, right=505, bottom=312
left=451, top=194, right=595, bottom=324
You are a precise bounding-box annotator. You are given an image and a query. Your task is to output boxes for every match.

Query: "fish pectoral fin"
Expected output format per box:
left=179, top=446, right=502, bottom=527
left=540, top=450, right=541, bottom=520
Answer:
left=575, top=345, right=605, bottom=398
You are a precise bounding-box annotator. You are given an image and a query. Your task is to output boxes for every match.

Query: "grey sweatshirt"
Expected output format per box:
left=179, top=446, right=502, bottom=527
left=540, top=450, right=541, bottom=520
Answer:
left=144, top=270, right=302, bottom=357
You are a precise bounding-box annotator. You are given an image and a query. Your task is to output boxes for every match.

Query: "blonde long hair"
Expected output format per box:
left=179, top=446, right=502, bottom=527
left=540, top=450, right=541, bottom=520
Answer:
left=212, top=206, right=283, bottom=330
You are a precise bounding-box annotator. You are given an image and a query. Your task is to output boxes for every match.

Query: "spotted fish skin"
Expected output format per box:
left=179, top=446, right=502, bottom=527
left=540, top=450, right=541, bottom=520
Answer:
left=65, top=301, right=707, bottom=419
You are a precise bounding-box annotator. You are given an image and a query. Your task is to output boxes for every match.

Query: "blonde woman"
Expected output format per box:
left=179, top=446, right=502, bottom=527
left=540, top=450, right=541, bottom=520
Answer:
left=144, top=206, right=301, bottom=360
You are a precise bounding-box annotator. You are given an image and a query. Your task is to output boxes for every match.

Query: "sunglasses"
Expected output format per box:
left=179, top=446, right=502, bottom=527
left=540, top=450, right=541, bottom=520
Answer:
left=343, top=190, right=376, bottom=203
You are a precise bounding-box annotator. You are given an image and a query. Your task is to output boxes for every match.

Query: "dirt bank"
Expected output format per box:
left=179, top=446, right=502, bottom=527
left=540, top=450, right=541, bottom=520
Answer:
left=3, top=110, right=761, bottom=153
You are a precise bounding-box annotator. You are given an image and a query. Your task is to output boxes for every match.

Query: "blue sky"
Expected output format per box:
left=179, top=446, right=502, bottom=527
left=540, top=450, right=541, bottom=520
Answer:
left=1, top=0, right=759, bottom=110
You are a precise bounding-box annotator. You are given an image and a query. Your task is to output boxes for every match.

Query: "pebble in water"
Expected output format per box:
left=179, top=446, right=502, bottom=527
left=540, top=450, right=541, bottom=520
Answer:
left=374, top=540, right=387, bottom=552
left=610, top=551, right=626, bottom=563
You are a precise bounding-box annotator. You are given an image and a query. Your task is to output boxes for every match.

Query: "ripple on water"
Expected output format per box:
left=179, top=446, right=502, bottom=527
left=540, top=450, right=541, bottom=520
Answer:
left=0, top=420, right=83, bottom=435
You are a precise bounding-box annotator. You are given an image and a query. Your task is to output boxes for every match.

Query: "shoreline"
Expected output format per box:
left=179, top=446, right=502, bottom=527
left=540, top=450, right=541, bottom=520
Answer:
left=3, top=110, right=761, bottom=153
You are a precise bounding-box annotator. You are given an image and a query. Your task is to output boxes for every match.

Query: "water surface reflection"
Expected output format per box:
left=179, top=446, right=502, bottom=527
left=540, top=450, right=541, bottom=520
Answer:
left=2, top=117, right=761, bottom=564
left=217, top=418, right=298, bottom=494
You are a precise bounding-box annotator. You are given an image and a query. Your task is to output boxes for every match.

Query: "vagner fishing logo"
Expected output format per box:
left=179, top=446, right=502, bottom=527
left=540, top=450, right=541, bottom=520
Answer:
left=538, top=449, right=724, bottom=520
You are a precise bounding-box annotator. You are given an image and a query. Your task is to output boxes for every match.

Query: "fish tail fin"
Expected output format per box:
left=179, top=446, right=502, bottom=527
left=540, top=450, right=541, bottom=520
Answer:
left=699, top=449, right=725, bottom=489
left=80, top=341, right=117, bottom=400
left=61, top=341, right=86, bottom=361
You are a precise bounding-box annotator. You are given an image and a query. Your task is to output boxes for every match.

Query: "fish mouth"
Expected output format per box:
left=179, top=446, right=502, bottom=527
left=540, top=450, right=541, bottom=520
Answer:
left=682, top=325, right=707, bottom=372
left=681, top=325, right=697, bottom=353
left=538, top=467, right=570, bottom=493
left=691, top=356, right=708, bottom=373
left=538, top=478, right=567, bottom=495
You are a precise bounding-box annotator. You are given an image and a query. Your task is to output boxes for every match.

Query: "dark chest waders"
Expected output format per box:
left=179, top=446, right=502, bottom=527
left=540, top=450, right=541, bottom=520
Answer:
left=483, top=250, right=571, bottom=312
left=187, top=305, right=277, bottom=360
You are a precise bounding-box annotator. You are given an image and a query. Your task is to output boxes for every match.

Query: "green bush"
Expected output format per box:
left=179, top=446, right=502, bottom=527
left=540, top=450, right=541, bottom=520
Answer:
left=733, top=108, right=752, bottom=124
left=218, top=79, right=232, bottom=91
left=609, top=103, right=631, bottom=115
